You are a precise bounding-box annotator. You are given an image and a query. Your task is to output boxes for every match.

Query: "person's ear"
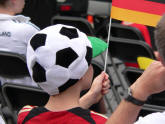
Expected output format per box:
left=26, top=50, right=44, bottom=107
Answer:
left=79, top=66, right=92, bottom=81
left=79, top=76, right=84, bottom=81
left=79, top=73, right=87, bottom=81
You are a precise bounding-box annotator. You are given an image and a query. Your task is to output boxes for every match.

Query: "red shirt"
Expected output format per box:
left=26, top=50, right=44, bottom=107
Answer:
left=18, top=105, right=107, bottom=124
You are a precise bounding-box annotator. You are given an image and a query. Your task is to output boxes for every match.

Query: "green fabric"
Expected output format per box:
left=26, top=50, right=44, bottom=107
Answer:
left=88, top=36, right=108, bottom=57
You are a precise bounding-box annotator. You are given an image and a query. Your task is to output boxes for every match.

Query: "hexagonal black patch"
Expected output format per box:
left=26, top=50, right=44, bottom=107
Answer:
left=85, top=46, right=92, bottom=66
left=56, top=47, right=78, bottom=68
left=60, top=27, right=78, bottom=39
left=32, top=62, right=46, bottom=82
left=59, top=79, right=79, bottom=93
left=30, top=33, right=47, bottom=51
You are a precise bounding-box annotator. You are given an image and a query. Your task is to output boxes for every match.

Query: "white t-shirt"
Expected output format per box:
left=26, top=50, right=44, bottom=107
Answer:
left=0, top=14, right=39, bottom=87
left=0, top=14, right=39, bottom=55
left=0, top=115, right=5, bottom=124
left=134, top=111, right=165, bottom=124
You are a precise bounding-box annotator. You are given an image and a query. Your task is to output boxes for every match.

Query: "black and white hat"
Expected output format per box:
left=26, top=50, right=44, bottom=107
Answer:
left=27, top=24, right=107, bottom=95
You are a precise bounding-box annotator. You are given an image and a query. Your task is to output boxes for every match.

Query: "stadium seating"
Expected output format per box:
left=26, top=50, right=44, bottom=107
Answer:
left=108, top=37, right=156, bottom=90
left=109, top=37, right=156, bottom=63
left=0, top=51, right=30, bottom=124
left=0, top=51, right=29, bottom=78
left=111, top=23, right=145, bottom=41
left=51, top=15, right=95, bottom=36
left=1, top=83, right=48, bottom=124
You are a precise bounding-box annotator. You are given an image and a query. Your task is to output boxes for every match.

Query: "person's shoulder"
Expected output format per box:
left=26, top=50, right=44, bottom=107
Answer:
left=90, top=110, right=108, bottom=119
left=90, top=111, right=107, bottom=123
left=18, top=105, right=36, bottom=115
left=11, top=15, right=39, bottom=38
left=17, top=105, right=36, bottom=124
left=135, top=111, right=165, bottom=124
left=12, top=15, right=40, bottom=31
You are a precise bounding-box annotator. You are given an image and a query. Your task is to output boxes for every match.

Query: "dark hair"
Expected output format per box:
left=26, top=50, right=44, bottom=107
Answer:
left=155, top=14, right=165, bottom=62
left=0, top=0, right=7, bottom=6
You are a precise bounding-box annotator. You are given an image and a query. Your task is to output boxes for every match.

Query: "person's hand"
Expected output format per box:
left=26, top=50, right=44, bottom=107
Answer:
left=88, top=71, right=110, bottom=104
left=131, top=60, right=165, bottom=101
left=79, top=72, right=110, bottom=109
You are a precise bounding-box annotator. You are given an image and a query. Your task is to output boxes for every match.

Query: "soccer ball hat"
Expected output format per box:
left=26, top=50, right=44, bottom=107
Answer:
left=27, top=24, right=107, bottom=95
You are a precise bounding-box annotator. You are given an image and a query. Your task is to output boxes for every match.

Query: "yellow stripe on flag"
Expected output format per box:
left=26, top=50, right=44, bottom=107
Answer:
left=111, top=6, right=161, bottom=27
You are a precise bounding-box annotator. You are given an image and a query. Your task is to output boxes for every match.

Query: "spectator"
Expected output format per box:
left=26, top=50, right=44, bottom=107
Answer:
left=18, top=24, right=110, bottom=124
left=0, top=0, right=39, bottom=87
left=0, top=0, right=107, bottom=116
left=106, top=14, right=165, bottom=124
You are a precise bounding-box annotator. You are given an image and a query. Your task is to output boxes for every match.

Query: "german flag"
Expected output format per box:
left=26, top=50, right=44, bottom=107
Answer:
left=111, top=0, right=165, bottom=27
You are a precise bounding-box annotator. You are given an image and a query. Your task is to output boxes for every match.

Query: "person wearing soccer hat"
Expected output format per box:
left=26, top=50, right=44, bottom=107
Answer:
left=18, top=24, right=110, bottom=124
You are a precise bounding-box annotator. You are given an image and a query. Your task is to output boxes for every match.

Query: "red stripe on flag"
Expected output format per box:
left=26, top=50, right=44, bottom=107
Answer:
left=112, top=0, right=165, bottom=15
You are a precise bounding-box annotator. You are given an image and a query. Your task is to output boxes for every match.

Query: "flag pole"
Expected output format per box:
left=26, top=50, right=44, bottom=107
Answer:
left=104, top=17, right=112, bottom=72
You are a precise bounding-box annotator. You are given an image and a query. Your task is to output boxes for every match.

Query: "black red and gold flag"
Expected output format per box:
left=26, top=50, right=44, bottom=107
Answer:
left=111, top=0, right=165, bottom=26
